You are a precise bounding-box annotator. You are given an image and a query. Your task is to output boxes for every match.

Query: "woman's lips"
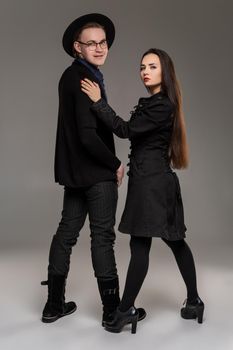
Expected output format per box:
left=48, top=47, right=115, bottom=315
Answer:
left=144, top=77, right=150, bottom=82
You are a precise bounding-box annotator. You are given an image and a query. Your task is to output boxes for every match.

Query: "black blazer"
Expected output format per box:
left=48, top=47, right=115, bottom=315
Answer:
left=54, top=60, right=121, bottom=188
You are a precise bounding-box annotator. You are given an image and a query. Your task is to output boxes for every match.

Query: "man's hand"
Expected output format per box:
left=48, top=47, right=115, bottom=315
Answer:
left=116, top=163, right=124, bottom=187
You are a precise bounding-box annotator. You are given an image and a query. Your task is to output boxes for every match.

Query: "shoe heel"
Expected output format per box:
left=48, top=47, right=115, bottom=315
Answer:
left=197, top=306, right=204, bottom=324
left=131, top=315, right=138, bottom=334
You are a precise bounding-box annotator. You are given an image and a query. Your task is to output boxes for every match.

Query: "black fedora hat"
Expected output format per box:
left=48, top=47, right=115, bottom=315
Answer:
left=62, top=13, right=115, bottom=57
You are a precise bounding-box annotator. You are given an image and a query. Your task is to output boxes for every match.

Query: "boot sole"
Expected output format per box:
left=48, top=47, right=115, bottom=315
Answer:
left=42, top=305, right=77, bottom=323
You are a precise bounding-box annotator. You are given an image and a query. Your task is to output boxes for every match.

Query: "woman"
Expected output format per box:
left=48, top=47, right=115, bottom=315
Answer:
left=81, top=48, right=204, bottom=334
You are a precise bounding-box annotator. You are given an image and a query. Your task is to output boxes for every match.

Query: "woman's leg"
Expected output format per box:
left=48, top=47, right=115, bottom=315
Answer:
left=119, top=236, right=152, bottom=311
left=162, top=238, right=198, bottom=302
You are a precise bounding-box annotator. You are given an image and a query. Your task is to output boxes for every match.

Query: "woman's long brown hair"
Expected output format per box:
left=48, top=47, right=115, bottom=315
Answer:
left=142, top=48, right=188, bottom=169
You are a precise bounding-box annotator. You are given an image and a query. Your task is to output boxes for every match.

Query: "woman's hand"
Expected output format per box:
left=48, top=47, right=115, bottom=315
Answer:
left=81, top=78, right=101, bottom=103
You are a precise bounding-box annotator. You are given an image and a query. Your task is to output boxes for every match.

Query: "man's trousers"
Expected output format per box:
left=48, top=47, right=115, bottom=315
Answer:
left=48, top=181, right=118, bottom=281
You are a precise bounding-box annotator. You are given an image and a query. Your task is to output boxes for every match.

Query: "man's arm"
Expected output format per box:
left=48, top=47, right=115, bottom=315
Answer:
left=74, top=82, right=121, bottom=172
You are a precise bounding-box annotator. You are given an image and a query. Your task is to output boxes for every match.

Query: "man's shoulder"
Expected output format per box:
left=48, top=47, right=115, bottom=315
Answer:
left=60, top=63, right=80, bottom=79
left=58, top=64, right=82, bottom=92
left=59, top=61, right=96, bottom=85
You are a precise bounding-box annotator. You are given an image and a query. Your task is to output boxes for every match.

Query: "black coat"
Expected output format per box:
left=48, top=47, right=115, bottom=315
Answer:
left=54, top=60, right=121, bottom=188
left=91, top=92, right=187, bottom=239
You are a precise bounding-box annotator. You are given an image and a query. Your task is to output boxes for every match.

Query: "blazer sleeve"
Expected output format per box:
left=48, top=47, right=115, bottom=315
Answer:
left=72, top=80, right=121, bottom=172
left=91, top=98, right=173, bottom=139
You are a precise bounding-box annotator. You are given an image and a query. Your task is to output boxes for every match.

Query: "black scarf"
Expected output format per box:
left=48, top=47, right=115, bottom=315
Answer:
left=76, top=58, right=107, bottom=101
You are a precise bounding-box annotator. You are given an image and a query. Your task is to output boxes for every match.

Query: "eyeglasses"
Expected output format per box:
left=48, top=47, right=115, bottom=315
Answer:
left=77, top=39, right=108, bottom=51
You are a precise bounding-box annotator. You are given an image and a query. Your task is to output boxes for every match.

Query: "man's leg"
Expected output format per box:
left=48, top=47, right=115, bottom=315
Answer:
left=42, top=187, right=87, bottom=323
left=86, top=181, right=120, bottom=324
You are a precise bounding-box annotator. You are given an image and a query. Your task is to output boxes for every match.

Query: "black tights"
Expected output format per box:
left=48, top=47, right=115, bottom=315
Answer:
left=119, top=236, right=199, bottom=312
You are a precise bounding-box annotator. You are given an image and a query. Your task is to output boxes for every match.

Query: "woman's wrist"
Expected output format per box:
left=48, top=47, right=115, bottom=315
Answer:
left=92, top=98, right=105, bottom=107
left=93, top=97, right=102, bottom=104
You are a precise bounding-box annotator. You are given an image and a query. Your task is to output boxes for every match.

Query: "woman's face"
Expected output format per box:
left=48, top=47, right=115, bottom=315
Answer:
left=140, top=53, right=162, bottom=94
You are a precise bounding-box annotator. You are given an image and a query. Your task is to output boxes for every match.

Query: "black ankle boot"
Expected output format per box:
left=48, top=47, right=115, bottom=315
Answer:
left=97, top=278, right=147, bottom=326
left=41, top=274, right=77, bottom=323
left=104, top=306, right=139, bottom=334
left=97, top=278, right=120, bottom=327
left=181, top=297, right=204, bottom=324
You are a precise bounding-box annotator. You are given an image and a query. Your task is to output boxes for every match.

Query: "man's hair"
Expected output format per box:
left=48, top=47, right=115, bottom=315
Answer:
left=73, top=22, right=105, bottom=41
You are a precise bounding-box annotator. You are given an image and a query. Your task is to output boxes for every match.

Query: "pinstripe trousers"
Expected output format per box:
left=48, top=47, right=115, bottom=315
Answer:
left=48, top=181, right=118, bottom=281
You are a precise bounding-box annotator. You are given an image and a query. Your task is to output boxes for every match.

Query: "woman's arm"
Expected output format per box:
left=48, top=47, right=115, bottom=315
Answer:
left=91, top=98, right=130, bottom=139
left=81, top=79, right=173, bottom=140
left=92, top=98, right=173, bottom=139
left=81, top=79, right=129, bottom=138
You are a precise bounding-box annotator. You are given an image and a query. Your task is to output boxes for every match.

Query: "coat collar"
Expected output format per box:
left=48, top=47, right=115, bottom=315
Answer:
left=72, top=59, right=107, bottom=101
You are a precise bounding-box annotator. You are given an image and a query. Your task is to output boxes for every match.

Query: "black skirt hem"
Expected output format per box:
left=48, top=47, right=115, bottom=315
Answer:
left=118, top=224, right=187, bottom=241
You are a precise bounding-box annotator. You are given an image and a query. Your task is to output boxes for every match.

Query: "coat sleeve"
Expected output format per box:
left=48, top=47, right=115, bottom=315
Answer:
left=91, top=98, right=173, bottom=139
left=72, top=79, right=121, bottom=172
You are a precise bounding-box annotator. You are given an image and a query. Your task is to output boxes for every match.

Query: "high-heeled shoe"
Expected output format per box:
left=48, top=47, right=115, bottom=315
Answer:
left=103, top=307, right=146, bottom=327
left=181, top=297, right=205, bottom=324
left=104, top=306, right=139, bottom=334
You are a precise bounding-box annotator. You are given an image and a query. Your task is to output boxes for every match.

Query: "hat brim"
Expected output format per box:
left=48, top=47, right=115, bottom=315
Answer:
left=62, top=13, right=115, bottom=57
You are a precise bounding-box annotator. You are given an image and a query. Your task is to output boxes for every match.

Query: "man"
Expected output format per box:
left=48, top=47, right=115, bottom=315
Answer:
left=41, top=13, right=145, bottom=326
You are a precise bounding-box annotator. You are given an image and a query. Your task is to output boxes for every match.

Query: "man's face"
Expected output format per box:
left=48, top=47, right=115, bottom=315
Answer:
left=74, top=27, right=108, bottom=67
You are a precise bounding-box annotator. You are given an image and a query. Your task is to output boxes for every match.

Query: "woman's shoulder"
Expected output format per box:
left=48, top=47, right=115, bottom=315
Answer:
left=138, top=92, right=174, bottom=111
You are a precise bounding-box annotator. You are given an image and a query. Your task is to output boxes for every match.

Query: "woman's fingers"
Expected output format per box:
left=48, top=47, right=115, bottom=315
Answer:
left=80, top=84, right=91, bottom=93
left=82, top=78, right=95, bottom=87
left=84, top=78, right=92, bottom=83
left=81, top=80, right=90, bottom=88
left=81, top=78, right=99, bottom=89
left=80, top=79, right=101, bottom=102
left=81, top=87, right=89, bottom=92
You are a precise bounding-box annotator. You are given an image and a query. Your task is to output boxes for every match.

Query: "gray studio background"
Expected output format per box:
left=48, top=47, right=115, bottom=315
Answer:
left=0, top=1, right=233, bottom=349
left=1, top=0, right=232, bottom=254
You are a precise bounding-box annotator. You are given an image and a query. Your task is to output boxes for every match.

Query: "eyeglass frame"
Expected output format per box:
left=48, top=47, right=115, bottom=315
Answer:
left=77, top=39, right=108, bottom=51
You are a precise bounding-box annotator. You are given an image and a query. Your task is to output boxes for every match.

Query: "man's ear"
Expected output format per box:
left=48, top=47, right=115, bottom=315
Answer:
left=73, top=41, right=81, bottom=54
